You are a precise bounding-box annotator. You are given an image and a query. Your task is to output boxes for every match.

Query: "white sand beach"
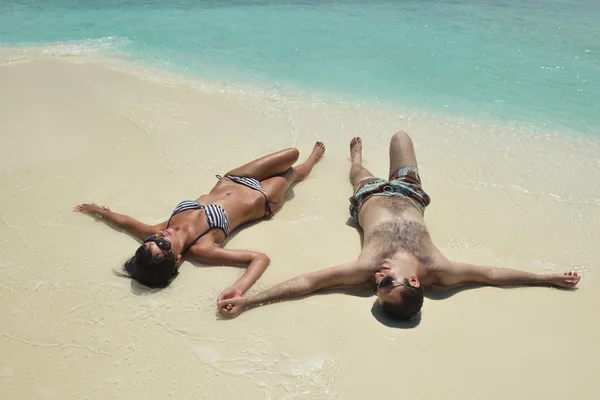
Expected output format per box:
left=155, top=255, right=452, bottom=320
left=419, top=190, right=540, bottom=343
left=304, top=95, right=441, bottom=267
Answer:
left=1, top=53, right=599, bottom=399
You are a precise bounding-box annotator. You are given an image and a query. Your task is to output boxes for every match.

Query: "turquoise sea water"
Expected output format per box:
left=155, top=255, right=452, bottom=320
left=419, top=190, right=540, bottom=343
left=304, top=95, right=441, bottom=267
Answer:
left=1, top=0, right=599, bottom=134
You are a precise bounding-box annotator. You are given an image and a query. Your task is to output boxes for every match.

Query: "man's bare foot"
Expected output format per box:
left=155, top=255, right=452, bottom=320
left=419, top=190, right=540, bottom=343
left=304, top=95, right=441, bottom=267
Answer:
left=350, top=137, right=362, bottom=164
left=310, top=141, right=326, bottom=161
left=549, top=271, right=581, bottom=289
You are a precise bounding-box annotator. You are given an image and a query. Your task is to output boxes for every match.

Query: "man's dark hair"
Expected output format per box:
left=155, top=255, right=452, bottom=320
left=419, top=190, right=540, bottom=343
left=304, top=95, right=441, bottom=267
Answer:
left=123, top=245, right=178, bottom=288
left=381, top=283, right=424, bottom=320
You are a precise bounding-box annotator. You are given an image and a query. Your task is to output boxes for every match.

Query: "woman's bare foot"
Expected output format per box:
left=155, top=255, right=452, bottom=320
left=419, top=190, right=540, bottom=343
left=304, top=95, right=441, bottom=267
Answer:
left=292, top=142, right=326, bottom=181
left=310, top=141, right=326, bottom=161
left=350, top=137, right=362, bottom=164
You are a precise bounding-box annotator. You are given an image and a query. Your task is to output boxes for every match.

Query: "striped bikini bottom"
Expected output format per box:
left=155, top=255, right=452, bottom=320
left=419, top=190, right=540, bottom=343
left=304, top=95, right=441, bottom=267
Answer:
left=217, top=174, right=275, bottom=218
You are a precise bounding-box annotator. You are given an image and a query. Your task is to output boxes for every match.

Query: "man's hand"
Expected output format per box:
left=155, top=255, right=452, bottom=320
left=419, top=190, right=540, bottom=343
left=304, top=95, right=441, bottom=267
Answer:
left=217, top=296, right=248, bottom=318
left=547, top=271, right=581, bottom=289
left=217, top=286, right=243, bottom=303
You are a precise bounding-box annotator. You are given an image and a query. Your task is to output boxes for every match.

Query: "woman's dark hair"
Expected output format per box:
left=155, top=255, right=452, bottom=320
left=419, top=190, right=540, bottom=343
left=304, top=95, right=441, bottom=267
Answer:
left=123, top=245, right=178, bottom=288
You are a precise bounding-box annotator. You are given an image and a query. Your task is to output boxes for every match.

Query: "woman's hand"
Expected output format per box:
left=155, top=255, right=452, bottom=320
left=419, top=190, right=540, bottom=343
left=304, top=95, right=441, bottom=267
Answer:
left=74, top=203, right=108, bottom=219
left=217, top=286, right=243, bottom=303
left=74, top=204, right=159, bottom=240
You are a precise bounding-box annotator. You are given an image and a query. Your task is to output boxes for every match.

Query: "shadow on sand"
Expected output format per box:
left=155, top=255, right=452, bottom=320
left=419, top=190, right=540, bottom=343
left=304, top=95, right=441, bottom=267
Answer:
left=370, top=301, right=421, bottom=329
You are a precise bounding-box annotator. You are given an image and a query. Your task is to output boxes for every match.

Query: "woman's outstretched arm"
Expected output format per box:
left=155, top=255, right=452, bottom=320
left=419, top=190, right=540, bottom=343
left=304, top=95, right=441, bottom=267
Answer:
left=189, top=247, right=271, bottom=302
left=74, top=203, right=165, bottom=241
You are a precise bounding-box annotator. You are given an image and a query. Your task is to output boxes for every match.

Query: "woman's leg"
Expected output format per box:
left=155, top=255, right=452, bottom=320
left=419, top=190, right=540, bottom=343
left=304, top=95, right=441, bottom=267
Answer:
left=225, top=148, right=300, bottom=181
left=260, top=142, right=325, bottom=214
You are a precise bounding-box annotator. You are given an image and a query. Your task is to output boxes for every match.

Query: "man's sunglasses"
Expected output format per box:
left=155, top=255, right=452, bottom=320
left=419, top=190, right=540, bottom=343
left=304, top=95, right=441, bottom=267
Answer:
left=375, top=276, right=412, bottom=294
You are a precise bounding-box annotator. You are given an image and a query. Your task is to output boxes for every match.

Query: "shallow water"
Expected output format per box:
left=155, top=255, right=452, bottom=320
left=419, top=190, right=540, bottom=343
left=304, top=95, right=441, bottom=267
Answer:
left=1, top=0, right=599, bottom=134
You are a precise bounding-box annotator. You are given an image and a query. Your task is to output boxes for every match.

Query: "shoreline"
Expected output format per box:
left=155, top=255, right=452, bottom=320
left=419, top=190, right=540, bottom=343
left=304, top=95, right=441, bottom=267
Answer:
left=2, top=44, right=598, bottom=139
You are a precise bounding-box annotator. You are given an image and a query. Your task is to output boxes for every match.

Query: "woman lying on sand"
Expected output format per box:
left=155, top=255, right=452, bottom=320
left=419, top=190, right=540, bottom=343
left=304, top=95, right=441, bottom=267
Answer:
left=74, top=142, right=325, bottom=302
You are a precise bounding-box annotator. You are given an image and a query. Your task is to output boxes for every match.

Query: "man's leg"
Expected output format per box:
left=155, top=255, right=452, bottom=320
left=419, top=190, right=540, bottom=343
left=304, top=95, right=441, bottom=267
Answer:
left=388, top=130, right=419, bottom=179
left=225, top=148, right=300, bottom=181
left=349, top=137, right=376, bottom=187
left=260, top=142, right=325, bottom=214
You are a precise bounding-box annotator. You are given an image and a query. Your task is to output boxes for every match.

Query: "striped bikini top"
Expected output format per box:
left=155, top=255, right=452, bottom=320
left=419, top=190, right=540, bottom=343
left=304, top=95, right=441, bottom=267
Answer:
left=167, top=200, right=230, bottom=256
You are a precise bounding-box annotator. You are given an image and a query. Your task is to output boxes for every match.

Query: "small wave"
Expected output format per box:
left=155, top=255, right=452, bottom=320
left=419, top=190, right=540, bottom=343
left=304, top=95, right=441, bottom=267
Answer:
left=1, top=36, right=131, bottom=59
left=40, top=36, right=131, bottom=56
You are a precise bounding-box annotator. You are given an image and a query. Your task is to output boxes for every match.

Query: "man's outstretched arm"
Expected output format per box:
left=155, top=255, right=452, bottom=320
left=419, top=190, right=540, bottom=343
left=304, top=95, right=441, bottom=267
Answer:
left=217, top=260, right=368, bottom=317
left=436, top=261, right=581, bottom=289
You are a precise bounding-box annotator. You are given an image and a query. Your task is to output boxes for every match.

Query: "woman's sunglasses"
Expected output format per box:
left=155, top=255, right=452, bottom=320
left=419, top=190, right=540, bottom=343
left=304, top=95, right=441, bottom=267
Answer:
left=375, top=276, right=412, bottom=293
left=144, top=235, right=172, bottom=253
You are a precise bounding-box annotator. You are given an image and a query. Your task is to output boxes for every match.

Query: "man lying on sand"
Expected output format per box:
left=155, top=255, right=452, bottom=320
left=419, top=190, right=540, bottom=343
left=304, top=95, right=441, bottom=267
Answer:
left=218, top=131, right=580, bottom=320
left=75, top=143, right=325, bottom=303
